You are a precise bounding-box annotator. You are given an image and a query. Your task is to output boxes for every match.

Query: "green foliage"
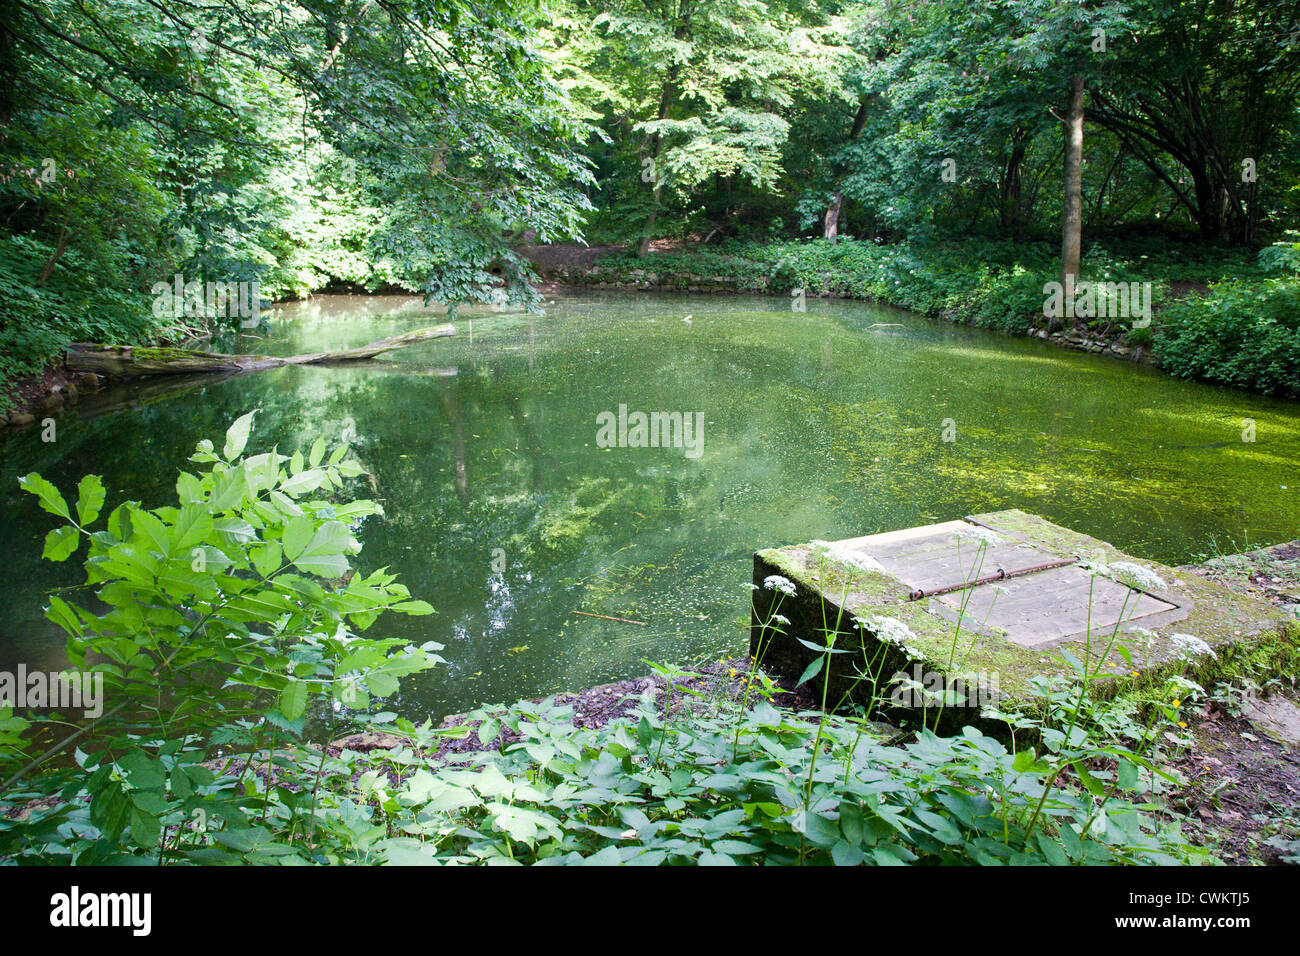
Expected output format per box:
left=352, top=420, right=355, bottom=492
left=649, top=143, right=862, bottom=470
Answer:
left=0, top=234, right=158, bottom=395
left=576, top=236, right=1263, bottom=341
left=552, top=0, right=850, bottom=243
left=1155, top=279, right=1300, bottom=396
left=1, top=413, right=441, bottom=862
left=0, top=0, right=596, bottom=404
left=313, top=691, right=1200, bottom=865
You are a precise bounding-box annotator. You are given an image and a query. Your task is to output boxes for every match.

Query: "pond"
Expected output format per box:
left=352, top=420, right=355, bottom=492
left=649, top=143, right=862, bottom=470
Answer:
left=2, top=292, right=1297, bottom=719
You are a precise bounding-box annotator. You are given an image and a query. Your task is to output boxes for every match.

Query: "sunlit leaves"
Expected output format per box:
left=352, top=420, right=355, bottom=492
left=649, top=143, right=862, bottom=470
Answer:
left=75, top=475, right=106, bottom=525
left=10, top=412, right=444, bottom=861
left=19, top=473, right=70, bottom=520
left=41, top=525, right=80, bottom=562
left=223, top=411, right=256, bottom=460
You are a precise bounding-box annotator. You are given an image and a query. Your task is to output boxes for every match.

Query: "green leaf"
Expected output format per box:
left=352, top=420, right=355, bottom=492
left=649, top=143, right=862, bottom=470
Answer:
left=45, top=595, right=85, bottom=637
left=19, top=473, right=70, bottom=520
left=280, top=469, right=327, bottom=497
left=129, top=807, right=162, bottom=847
left=1012, top=749, right=1046, bottom=773
left=1116, top=758, right=1140, bottom=791
left=252, top=541, right=283, bottom=578
left=223, top=411, right=256, bottom=460
left=309, top=436, right=327, bottom=468
left=120, top=750, right=165, bottom=789
left=292, top=550, right=349, bottom=579
left=795, top=655, right=824, bottom=687
left=291, top=522, right=355, bottom=578
left=1075, top=762, right=1106, bottom=798
left=365, top=671, right=399, bottom=698
left=42, top=525, right=80, bottom=562
left=278, top=681, right=308, bottom=721
left=176, top=471, right=205, bottom=504
left=170, top=767, right=193, bottom=800
left=392, top=600, right=434, bottom=615
left=282, top=515, right=315, bottom=560
left=172, top=504, right=214, bottom=552
left=75, top=475, right=106, bottom=525
left=106, top=502, right=133, bottom=540
left=1036, top=833, right=1069, bottom=865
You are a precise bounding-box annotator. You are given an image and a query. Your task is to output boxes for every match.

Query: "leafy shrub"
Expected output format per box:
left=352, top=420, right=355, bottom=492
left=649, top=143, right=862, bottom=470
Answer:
left=1156, top=279, right=1300, bottom=395
left=1258, top=234, right=1300, bottom=275
left=0, top=233, right=158, bottom=407
left=336, top=690, right=1202, bottom=865
left=1, top=413, right=440, bottom=861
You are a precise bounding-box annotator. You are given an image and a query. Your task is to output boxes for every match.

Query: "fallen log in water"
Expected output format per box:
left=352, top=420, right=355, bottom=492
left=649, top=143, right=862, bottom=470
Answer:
left=65, top=324, right=456, bottom=378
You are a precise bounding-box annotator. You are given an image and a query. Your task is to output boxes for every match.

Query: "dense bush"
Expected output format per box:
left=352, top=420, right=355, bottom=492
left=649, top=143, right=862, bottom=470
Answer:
left=1156, top=279, right=1300, bottom=396
left=0, top=414, right=440, bottom=860
left=0, top=233, right=160, bottom=397
left=326, top=688, right=1202, bottom=866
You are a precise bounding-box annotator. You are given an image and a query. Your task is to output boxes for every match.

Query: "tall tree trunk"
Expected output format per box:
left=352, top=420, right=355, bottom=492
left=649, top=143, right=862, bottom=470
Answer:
left=823, top=98, right=871, bottom=242
left=823, top=192, right=843, bottom=242
left=1189, top=164, right=1224, bottom=241
left=638, top=79, right=675, bottom=257
left=999, top=130, right=1027, bottom=236
left=1056, top=74, right=1086, bottom=332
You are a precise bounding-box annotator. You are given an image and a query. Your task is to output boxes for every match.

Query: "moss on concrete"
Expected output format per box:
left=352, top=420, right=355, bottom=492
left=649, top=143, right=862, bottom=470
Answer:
left=751, top=510, right=1298, bottom=730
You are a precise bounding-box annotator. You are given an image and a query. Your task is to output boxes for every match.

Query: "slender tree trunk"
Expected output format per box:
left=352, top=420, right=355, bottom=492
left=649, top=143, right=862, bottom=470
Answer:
left=1056, top=74, right=1086, bottom=332
left=824, top=98, right=871, bottom=242
left=38, top=225, right=71, bottom=284
left=999, top=130, right=1027, bottom=236
left=823, top=191, right=843, bottom=242
left=638, top=80, right=674, bottom=257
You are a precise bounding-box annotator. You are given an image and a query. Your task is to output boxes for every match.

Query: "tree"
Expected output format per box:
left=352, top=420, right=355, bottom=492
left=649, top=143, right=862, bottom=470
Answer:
left=0, top=0, right=596, bottom=320
left=555, top=0, right=845, bottom=251
left=1087, top=0, right=1300, bottom=243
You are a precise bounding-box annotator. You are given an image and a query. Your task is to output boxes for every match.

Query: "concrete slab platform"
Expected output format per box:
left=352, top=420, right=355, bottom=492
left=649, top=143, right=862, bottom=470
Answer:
left=750, top=509, right=1297, bottom=721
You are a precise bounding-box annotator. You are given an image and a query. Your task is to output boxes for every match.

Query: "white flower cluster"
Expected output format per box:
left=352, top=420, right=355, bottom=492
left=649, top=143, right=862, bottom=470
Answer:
left=858, top=615, right=923, bottom=659
left=1108, top=561, right=1168, bottom=592
left=809, top=540, right=886, bottom=575
left=1170, top=633, right=1217, bottom=661
left=762, top=574, right=796, bottom=596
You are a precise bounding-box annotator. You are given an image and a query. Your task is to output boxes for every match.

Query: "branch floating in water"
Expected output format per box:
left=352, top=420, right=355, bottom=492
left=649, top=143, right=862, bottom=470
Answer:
left=64, top=324, right=456, bottom=378
left=573, top=610, right=648, bottom=626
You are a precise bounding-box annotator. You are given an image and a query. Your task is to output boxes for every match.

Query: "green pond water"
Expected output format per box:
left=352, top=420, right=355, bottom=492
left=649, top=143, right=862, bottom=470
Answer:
left=1, top=292, right=1297, bottom=719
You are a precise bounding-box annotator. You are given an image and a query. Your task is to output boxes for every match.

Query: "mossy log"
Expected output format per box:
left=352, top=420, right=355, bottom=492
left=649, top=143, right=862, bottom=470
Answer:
left=65, top=324, right=456, bottom=378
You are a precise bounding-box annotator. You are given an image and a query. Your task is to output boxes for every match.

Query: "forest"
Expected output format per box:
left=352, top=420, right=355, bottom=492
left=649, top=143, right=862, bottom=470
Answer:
left=1, top=0, right=1298, bottom=398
